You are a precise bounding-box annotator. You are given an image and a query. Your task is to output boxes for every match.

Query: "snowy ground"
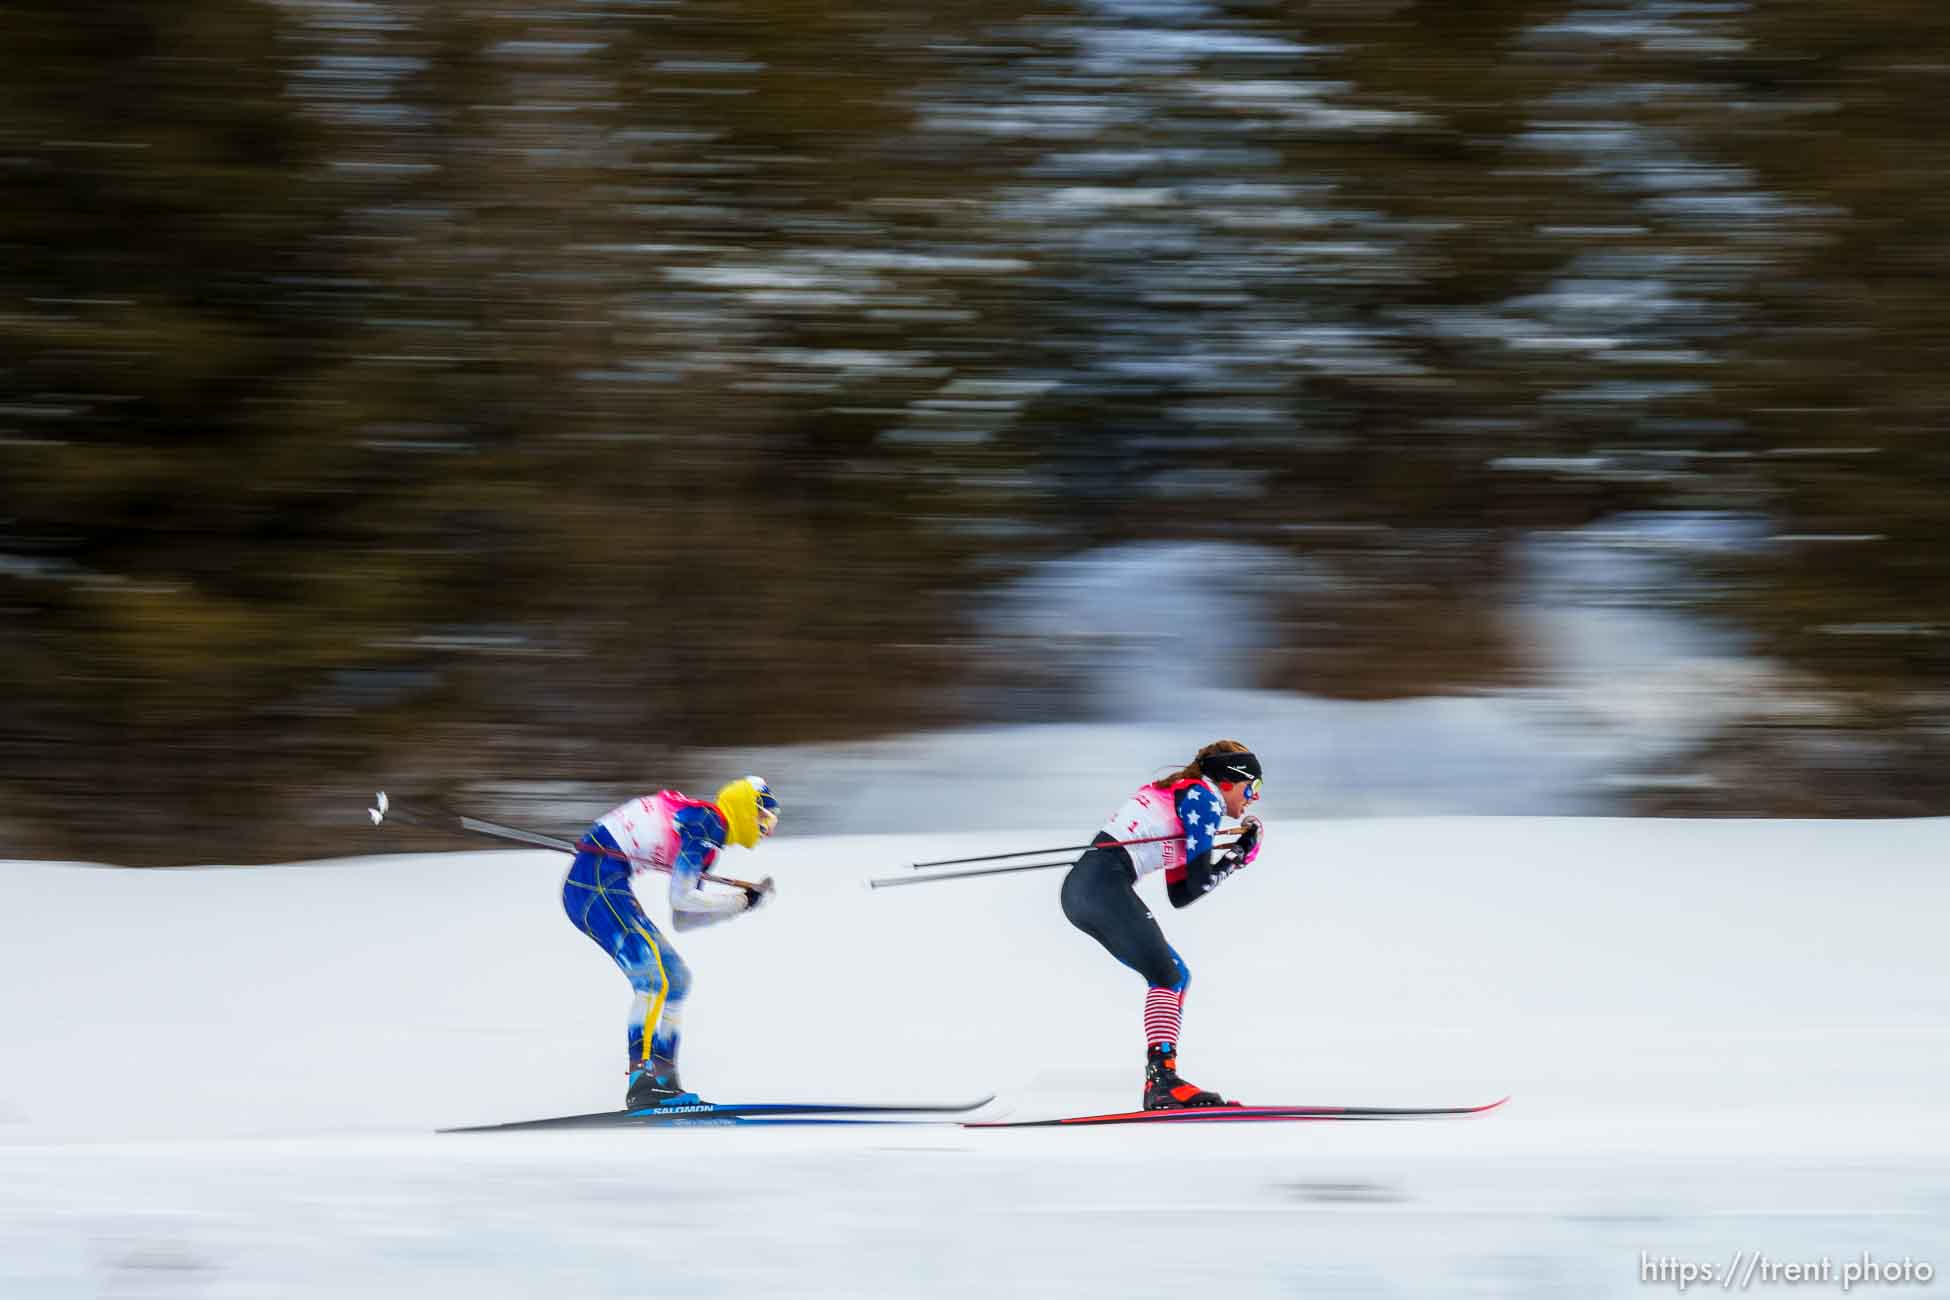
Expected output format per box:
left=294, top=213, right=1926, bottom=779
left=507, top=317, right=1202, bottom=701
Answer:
left=4, top=815, right=1948, bottom=1297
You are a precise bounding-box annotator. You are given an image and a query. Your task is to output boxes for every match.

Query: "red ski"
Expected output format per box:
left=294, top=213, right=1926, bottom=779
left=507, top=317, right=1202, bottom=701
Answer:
left=965, top=1097, right=1509, bottom=1128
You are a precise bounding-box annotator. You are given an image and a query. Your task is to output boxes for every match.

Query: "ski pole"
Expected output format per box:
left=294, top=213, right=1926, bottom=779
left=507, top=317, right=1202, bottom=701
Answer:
left=868, top=859, right=1076, bottom=889
left=367, top=791, right=761, bottom=891
left=908, top=826, right=1240, bottom=870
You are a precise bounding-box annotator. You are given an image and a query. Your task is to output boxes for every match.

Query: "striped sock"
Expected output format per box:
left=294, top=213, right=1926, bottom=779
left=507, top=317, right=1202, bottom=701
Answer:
left=1143, top=986, right=1182, bottom=1050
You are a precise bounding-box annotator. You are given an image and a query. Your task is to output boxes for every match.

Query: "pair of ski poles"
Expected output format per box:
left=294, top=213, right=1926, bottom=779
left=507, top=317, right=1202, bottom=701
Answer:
left=866, top=825, right=1243, bottom=890
left=365, top=791, right=764, bottom=891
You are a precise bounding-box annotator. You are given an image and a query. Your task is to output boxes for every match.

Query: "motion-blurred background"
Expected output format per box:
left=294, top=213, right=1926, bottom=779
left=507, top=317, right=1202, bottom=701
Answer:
left=4, top=0, right=1947, bottom=863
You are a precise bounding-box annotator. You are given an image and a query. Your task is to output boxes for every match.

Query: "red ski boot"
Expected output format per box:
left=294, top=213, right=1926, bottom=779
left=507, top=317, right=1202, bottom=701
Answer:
left=1143, top=1044, right=1237, bottom=1110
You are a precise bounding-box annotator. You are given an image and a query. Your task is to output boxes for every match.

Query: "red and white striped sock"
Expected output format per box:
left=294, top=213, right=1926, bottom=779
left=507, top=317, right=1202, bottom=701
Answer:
left=1143, top=986, right=1183, bottom=1051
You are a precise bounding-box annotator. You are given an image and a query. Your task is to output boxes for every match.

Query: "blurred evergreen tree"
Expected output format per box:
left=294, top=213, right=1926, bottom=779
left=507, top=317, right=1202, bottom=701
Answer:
left=4, top=0, right=1950, bottom=857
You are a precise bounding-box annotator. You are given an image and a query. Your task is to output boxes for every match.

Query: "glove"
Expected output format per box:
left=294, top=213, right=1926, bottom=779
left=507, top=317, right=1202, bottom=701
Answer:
left=742, top=876, right=776, bottom=912
left=1228, top=816, right=1263, bottom=868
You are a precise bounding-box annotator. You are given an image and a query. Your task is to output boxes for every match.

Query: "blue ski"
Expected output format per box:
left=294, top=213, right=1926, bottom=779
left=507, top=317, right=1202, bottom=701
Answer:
left=441, top=1096, right=995, bottom=1133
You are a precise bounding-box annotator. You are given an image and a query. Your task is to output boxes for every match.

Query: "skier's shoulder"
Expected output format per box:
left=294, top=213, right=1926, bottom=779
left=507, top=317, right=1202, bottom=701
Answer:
left=668, top=797, right=729, bottom=849
left=1168, top=776, right=1222, bottom=814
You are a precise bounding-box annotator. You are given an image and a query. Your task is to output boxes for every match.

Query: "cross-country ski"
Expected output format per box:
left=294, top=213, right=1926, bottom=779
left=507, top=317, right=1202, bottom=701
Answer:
left=966, top=1098, right=1511, bottom=1128
left=443, top=1096, right=997, bottom=1133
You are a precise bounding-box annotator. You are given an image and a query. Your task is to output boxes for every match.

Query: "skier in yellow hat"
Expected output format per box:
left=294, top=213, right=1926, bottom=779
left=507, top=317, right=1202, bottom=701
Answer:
left=562, top=775, right=781, bottom=1109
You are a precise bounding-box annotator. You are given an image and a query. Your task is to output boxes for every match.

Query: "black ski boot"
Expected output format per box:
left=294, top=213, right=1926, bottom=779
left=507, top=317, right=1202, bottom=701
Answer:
left=1143, top=1043, right=1236, bottom=1110
left=626, top=1058, right=700, bottom=1110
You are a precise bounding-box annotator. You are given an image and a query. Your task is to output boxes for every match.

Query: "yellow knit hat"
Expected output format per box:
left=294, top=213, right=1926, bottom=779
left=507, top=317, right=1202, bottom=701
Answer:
left=714, top=775, right=780, bottom=849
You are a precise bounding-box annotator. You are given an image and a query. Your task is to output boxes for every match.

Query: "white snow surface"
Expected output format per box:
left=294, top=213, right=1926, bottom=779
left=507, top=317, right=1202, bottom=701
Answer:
left=4, top=816, right=1949, bottom=1297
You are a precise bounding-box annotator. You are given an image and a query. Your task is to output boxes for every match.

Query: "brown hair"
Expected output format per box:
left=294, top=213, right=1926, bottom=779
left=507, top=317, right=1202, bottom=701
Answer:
left=1153, top=739, right=1251, bottom=789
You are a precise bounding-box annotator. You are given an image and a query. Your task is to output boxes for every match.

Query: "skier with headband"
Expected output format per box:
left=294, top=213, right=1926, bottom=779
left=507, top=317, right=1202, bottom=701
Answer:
left=1060, top=740, right=1264, bottom=1109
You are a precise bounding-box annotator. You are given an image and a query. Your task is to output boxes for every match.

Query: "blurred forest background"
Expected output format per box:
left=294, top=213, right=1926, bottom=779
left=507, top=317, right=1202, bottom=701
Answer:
left=3, top=0, right=1948, bottom=863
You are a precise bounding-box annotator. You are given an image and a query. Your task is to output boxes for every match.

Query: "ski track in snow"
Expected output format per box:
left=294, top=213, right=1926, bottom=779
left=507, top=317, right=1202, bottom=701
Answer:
left=5, top=817, right=1949, bottom=1297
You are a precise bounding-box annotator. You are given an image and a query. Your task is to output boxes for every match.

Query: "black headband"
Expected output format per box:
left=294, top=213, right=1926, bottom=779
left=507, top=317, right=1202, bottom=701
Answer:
left=1198, top=750, right=1262, bottom=785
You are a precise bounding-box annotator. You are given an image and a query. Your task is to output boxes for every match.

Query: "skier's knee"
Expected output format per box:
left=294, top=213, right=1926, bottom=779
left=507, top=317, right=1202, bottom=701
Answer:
left=1168, top=950, right=1190, bottom=994
left=1136, top=949, right=1186, bottom=990
left=663, top=950, right=693, bottom=1001
left=620, top=931, right=674, bottom=990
